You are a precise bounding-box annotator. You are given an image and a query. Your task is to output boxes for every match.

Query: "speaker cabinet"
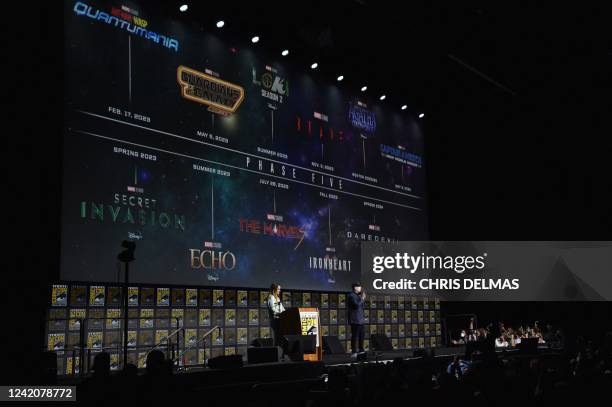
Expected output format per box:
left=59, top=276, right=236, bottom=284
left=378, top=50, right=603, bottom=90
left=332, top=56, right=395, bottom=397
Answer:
left=370, top=333, right=393, bottom=351
left=207, top=354, right=243, bottom=369
left=247, top=346, right=280, bottom=364
left=252, top=337, right=274, bottom=347
left=323, top=335, right=345, bottom=354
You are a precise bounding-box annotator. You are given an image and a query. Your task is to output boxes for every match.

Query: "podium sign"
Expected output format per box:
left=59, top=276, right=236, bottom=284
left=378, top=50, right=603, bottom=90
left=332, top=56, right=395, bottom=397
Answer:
left=280, top=307, right=322, bottom=361
left=299, top=310, right=319, bottom=347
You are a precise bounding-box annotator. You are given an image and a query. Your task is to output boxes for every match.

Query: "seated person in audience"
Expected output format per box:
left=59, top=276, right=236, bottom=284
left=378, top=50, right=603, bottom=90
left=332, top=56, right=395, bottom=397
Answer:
left=451, top=329, right=467, bottom=345
left=495, top=335, right=509, bottom=348
left=467, top=329, right=478, bottom=342
left=477, top=328, right=488, bottom=341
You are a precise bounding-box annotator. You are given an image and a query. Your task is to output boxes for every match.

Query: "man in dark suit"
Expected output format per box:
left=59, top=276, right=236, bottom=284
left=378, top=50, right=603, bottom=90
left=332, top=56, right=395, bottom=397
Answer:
left=348, top=282, right=366, bottom=356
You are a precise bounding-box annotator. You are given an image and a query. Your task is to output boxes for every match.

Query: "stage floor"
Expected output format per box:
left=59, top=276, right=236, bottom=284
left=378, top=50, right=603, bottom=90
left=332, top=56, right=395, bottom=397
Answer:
left=321, top=345, right=464, bottom=366
left=59, top=344, right=560, bottom=385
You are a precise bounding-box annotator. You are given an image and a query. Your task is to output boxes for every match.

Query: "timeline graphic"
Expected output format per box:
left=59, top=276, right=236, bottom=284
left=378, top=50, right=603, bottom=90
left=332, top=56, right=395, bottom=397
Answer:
left=62, top=0, right=427, bottom=290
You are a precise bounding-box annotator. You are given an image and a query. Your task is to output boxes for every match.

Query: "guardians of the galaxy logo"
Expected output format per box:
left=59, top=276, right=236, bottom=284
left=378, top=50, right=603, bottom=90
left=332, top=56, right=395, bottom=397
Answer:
left=72, top=1, right=179, bottom=51
left=177, top=65, right=245, bottom=115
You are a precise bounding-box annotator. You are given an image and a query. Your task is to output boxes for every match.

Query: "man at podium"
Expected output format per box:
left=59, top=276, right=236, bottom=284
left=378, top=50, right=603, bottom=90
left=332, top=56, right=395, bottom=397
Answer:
left=266, top=283, right=285, bottom=346
left=348, top=282, right=366, bottom=356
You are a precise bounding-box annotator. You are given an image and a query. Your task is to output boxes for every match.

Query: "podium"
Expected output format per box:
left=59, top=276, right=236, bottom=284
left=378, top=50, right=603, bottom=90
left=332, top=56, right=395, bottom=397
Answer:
left=279, top=307, right=322, bottom=361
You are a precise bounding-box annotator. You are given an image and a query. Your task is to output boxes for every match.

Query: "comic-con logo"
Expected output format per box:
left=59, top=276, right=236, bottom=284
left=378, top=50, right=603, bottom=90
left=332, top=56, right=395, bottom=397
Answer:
left=177, top=65, right=244, bottom=115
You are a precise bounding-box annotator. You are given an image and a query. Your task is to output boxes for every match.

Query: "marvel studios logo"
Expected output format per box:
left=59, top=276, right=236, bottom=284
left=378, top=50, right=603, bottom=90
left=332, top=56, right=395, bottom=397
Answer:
left=314, top=111, right=329, bottom=122
left=204, top=68, right=220, bottom=78
left=204, top=241, right=222, bottom=249
left=266, top=214, right=284, bottom=222
left=127, top=186, right=144, bottom=193
left=121, top=5, right=139, bottom=16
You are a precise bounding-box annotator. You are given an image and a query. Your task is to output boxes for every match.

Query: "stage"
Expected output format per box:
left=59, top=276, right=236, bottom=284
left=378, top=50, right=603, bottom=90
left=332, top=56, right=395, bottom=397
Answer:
left=59, top=344, right=562, bottom=387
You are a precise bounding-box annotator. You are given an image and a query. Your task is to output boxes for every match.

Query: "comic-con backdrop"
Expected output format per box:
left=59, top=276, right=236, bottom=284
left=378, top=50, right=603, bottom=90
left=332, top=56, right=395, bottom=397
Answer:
left=48, top=284, right=442, bottom=374
left=62, top=0, right=428, bottom=290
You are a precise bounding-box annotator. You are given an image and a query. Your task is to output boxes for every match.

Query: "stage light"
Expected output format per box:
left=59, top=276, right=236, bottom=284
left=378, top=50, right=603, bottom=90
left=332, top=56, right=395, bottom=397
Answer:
left=379, top=95, right=386, bottom=101
left=281, top=49, right=289, bottom=56
left=179, top=4, right=188, bottom=12
left=311, top=62, right=318, bottom=69
left=401, top=105, right=407, bottom=110
left=418, top=113, right=425, bottom=118
left=361, top=86, right=367, bottom=92
left=337, top=75, right=344, bottom=82
left=251, top=36, right=260, bottom=44
left=216, top=20, right=225, bottom=28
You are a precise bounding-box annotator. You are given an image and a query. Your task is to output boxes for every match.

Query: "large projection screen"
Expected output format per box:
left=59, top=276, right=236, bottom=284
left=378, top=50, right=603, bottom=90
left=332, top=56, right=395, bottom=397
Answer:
left=62, top=0, right=428, bottom=290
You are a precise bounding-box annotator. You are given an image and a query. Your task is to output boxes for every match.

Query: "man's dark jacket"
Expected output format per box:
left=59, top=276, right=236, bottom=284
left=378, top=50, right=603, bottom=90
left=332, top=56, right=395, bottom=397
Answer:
left=348, top=292, right=365, bottom=324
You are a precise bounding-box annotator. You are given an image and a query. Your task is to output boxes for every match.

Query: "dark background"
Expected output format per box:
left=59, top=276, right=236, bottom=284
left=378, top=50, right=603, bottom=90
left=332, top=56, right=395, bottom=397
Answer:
left=7, top=1, right=612, bottom=382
